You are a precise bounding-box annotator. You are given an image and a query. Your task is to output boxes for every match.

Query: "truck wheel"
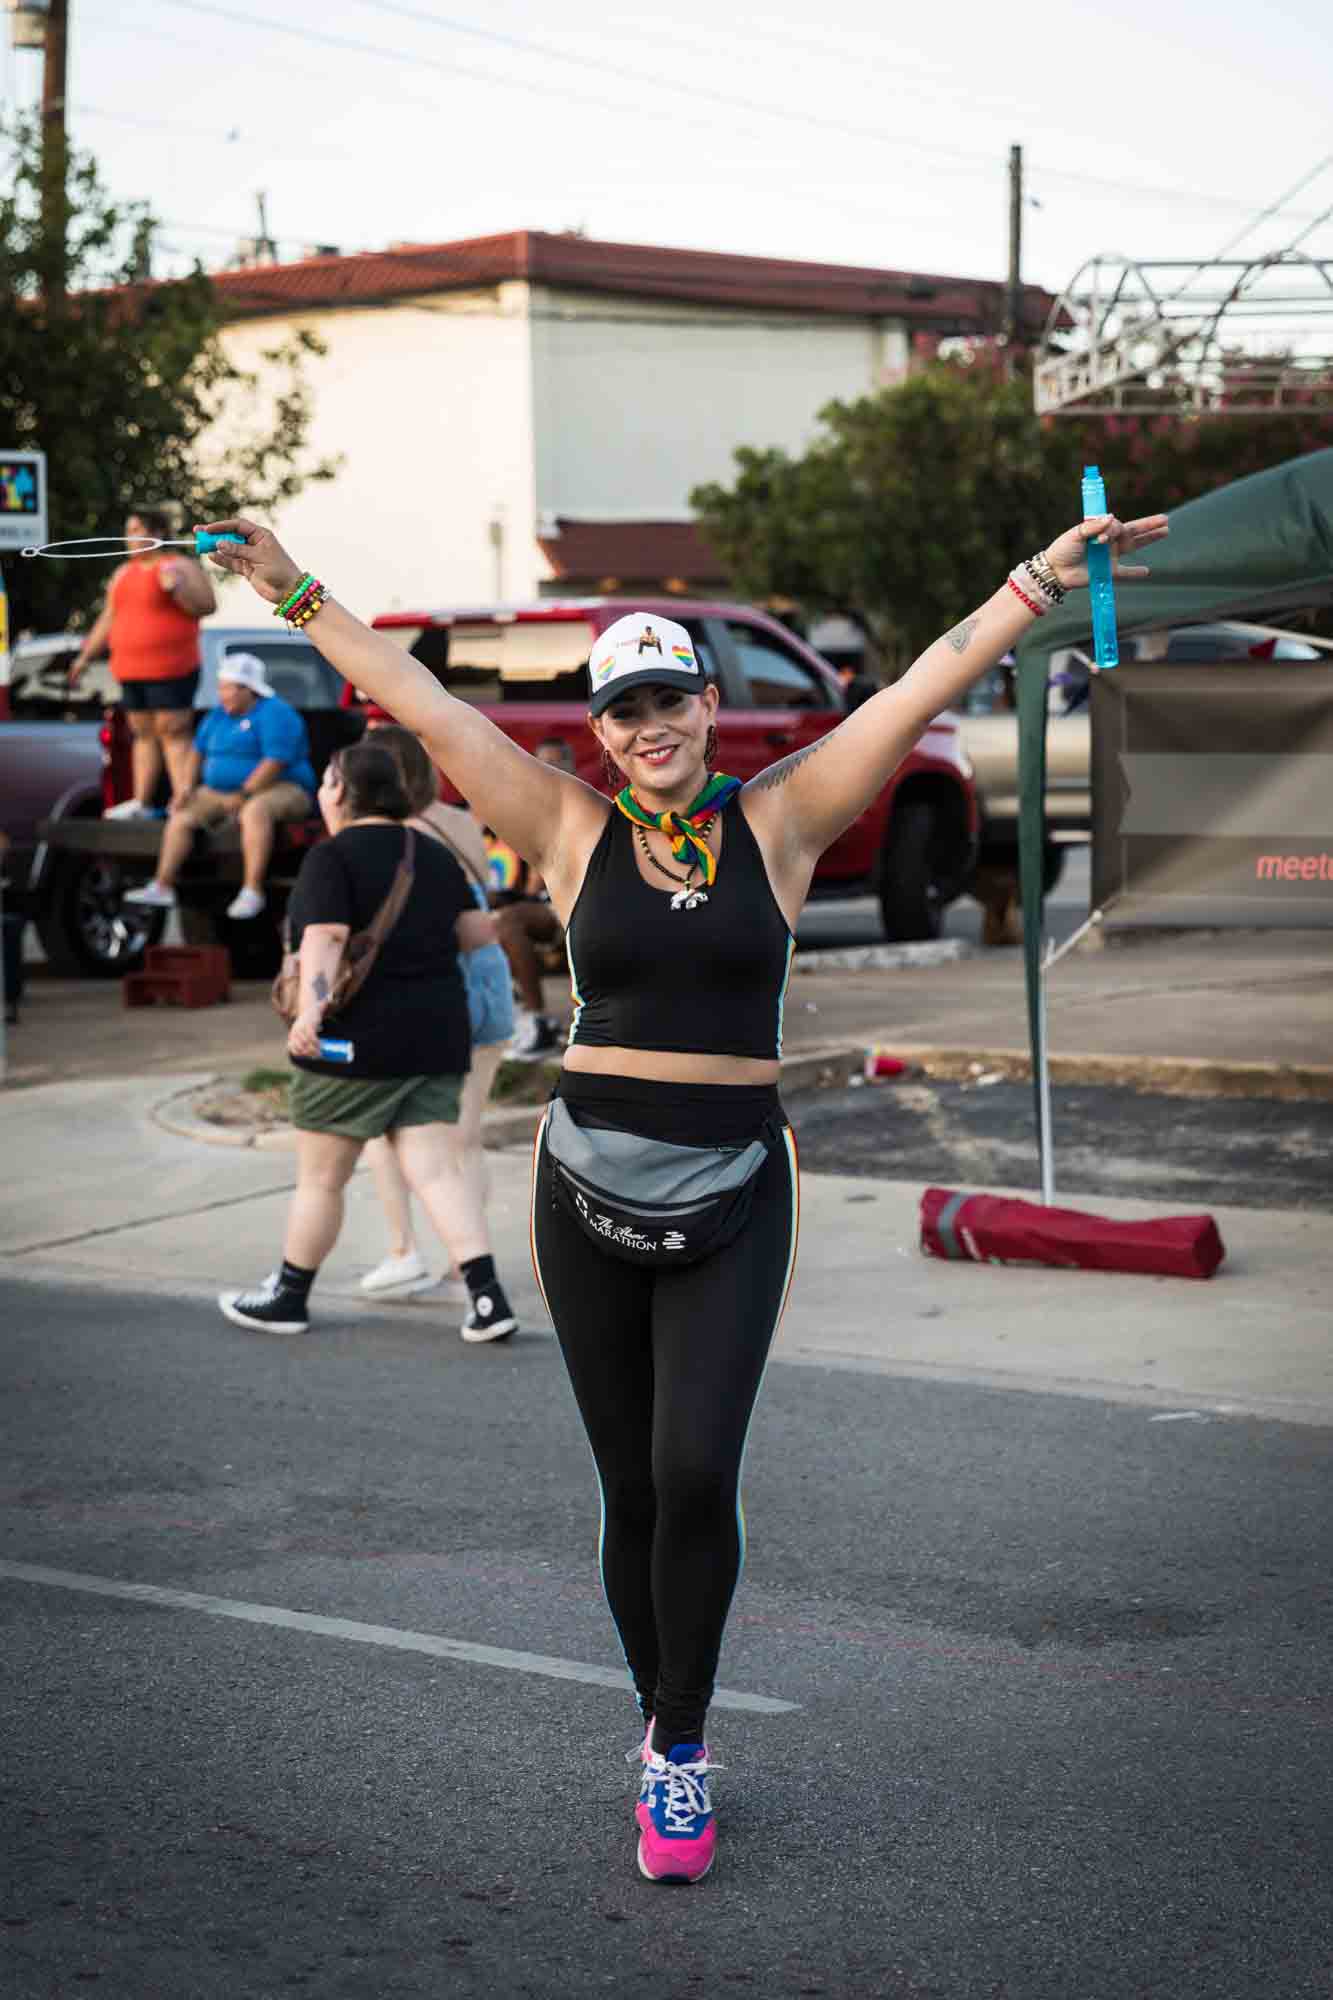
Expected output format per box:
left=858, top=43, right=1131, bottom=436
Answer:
left=35, top=854, right=166, bottom=978
left=878, top=800, right=947, bottom=943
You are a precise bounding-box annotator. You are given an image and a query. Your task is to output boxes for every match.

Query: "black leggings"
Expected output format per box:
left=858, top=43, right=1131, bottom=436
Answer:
left=531, top=1075, right=799, bottom=1748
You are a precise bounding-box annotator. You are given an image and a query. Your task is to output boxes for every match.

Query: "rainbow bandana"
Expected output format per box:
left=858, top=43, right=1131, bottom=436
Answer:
left=614, top=773, right=741, bottom=888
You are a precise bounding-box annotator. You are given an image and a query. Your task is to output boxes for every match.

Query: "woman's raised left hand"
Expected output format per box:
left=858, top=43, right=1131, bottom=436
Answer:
left=195, top=517, right=305, bottom=606
left=287, top=1005, right=326, bottom=1061
left=1045, top=513, right=1170, bottom=592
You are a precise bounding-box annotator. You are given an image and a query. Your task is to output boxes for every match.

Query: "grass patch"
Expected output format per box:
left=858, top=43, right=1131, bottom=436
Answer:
left=490, top=1058, right=562, bottom=1105
left=240, top=1067, right=290, bottom=1094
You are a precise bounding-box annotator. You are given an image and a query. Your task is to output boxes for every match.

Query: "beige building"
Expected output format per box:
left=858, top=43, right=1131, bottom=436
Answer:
left=205, top=230, right=1049, bottom=626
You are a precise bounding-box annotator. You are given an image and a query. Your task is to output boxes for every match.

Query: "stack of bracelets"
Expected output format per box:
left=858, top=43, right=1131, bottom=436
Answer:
left=1006, top=549, right=1067, bottom=618
left=273, top=573, right=329, bottom=628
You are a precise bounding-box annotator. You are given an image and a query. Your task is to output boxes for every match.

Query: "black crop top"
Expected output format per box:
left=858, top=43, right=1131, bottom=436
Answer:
left=564, top=798, right=795, bottom=1061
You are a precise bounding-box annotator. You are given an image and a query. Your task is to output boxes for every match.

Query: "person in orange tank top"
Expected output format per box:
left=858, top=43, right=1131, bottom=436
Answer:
left=69, top=507, right=216, bottom=818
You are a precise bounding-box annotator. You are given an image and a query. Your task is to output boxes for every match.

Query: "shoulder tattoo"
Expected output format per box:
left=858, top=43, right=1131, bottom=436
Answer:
left=945, top=616, right=980, bottom=655
left=751, top=735, right=830, bottom=793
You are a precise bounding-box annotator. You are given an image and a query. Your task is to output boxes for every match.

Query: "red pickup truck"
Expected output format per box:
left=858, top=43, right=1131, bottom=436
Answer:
left=368, top=598, right=979, bottom=939
left=41, top=599, right=978, bottom=974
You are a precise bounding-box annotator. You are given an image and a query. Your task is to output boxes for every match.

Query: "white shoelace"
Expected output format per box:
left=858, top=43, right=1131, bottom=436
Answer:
left=631, top=1746, right=723, bottom=1834
left=236, top=1272, right=282, bottom=1309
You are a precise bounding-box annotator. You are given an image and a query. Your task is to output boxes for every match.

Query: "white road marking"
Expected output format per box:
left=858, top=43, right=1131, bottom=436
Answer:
left=0, top=1559, right=798, bottom=1714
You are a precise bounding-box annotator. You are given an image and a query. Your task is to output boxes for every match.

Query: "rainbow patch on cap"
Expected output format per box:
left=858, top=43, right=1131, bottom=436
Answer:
left=671, top=646, right=694, bottom=667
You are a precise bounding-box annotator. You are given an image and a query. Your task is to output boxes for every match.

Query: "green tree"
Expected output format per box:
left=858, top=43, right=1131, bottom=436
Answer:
left=693, top=358, right=1069, bottom=670
left=693, top=352, right=1333, bottom=670
left=1, top=115, right=339, bottom=635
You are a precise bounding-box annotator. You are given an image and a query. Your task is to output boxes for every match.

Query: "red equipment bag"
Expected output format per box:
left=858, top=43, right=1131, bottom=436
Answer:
left=919, top=1187, right=1225, bottom=1281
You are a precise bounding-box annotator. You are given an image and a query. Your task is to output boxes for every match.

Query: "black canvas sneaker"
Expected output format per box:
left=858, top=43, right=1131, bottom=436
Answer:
left=219, top=1273, right=310, bottom=1335
left=461, top=1281, right=518, bottom=1344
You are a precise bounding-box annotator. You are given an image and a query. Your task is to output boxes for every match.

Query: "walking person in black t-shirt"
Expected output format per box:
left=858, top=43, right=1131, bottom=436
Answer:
left=218, top=741, right=518, bottom=1340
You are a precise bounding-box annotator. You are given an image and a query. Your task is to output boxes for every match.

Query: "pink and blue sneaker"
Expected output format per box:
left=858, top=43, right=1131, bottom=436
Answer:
left=634, top=1732, right=719, bottom=1884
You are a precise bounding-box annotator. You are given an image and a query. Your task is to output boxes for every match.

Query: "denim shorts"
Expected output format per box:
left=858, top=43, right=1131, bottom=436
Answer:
left=464, top=940, right=515, bottom=1048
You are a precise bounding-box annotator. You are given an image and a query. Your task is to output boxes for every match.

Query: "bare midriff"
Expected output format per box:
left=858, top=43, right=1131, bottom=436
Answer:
left=562, top=1044, right=781, bottom=1086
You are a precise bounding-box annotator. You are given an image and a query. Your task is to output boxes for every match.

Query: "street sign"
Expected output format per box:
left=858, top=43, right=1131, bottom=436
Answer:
left=0, top=449, right=48, bottom=553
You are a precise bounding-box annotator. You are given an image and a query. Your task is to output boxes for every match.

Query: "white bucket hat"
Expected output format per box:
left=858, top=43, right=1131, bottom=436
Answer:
left=587, top=613, right=705, bottom=717
left=217, top=651, right=275, bottom=698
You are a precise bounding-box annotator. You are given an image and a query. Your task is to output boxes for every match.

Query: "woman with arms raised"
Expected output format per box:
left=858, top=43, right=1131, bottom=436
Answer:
left=202, top=507, right=1166, bottom=1885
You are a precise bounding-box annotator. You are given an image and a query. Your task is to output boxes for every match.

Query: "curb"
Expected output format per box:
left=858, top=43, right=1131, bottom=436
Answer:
left=151, top=1078, right=554, bottom=1152
left=152, top=1080, right=296, bottom=1151
left=150, top=1047, right=866, bottom=1153
left=152, top=1032, right=1333, bottom=1152
left=840, top=1042, right=1333, bottom=1102
left=789, top=938, right=975, bottom=975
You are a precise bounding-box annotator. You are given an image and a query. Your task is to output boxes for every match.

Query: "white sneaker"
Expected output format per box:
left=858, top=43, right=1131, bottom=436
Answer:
left=104, top=799, right=157, bottom=821
left=226, top=887, right=267, bottom=921
left=360, top=1249, right=436, bottom=1297
left=511, top=1011, right=561, bottom=1060
left=123, top=880, right=177, bottom=909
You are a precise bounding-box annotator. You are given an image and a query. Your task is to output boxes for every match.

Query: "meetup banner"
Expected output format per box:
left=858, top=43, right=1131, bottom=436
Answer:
left=1090, top=663, right=1333, bottom=929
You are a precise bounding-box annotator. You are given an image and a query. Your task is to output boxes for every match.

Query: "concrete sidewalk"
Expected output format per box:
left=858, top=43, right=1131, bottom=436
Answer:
left=4, top=1073, right=1330, bottom=1429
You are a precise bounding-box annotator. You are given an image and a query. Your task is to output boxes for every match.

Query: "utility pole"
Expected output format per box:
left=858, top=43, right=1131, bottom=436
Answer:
left=39, top=0, right=69, bottom=306
left=1004, top=142, right=1023, bottom=372
left=255, top=191, right=278, bottom=262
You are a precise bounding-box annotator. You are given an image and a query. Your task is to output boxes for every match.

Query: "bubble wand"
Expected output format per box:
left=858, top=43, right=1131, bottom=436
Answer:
left=1081, top=465, right=1119, bottom=669
left=20, top=530, right=246, bottom=560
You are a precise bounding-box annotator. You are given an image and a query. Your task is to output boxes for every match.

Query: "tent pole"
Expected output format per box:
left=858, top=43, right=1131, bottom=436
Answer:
left=1038, top=940, right=1055, bottom=1205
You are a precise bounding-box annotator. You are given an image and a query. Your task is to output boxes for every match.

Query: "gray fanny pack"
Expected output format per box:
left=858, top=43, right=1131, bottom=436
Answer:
left=543, top=1096, right=777, bottom=1267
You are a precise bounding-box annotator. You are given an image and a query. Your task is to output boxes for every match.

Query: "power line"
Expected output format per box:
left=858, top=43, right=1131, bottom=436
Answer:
left=148, top=0, right=1314, bottom=227
left=323, top=0, right=1333, bottom=225
left=1208, top=151, right=1333, bottom=264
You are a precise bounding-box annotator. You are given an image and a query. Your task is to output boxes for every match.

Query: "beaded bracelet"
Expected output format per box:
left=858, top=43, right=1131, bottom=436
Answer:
left=275, top=576, right=328, bottom=627
left=286, top=580, right=329, bottom=628
left=285, top=580, right=323, bottom=623
left=279, top=579, right=323, bottom=624
left=274, top=572, right=316, bottom=621
left=1025, top=549, right=1067, bottom=603
left=1006, top=573, right=1045, bottom=617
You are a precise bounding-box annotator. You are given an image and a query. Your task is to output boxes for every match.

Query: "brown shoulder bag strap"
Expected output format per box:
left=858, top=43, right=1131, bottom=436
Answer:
left=412, top=810, right=490, bottom=900
left=361, top=825, right=417, bottom=947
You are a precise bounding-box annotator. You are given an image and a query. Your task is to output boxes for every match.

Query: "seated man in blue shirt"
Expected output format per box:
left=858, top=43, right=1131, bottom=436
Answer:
left=124, top=652, right=317, bottom=921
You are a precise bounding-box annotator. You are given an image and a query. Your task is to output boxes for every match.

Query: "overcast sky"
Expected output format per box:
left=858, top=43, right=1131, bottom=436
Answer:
left=3, top=0, right=1331, bottom=303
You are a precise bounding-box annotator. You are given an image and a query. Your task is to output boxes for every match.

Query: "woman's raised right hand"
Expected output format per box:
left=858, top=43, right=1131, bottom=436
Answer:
left=194, top=518, right=305, bottom=606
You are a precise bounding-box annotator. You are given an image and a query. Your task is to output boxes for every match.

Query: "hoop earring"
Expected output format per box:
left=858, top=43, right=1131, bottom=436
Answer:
left=705, top=723, right=718, bottom=769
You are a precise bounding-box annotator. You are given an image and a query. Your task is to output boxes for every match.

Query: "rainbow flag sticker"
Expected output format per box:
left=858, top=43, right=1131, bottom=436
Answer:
left=671, top=645, right=694, bottom=667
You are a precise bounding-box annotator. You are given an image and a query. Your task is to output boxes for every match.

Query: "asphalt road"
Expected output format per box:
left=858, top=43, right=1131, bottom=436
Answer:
left=796, top=845, right=1090, bottom=953
left=790, top=1075, right=1333, bottom=1212
left=3, top=1275, right=1331, bottom=1998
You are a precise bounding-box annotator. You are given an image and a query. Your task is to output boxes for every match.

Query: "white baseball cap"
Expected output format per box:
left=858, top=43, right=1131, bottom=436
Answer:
left=587, top=612, right=706, bottom=717
left=217, top=651, right=275, bottom=698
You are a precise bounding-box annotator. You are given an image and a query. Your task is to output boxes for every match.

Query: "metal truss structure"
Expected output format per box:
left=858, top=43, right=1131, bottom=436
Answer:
left=1034, top=251, right=1333, bottom=416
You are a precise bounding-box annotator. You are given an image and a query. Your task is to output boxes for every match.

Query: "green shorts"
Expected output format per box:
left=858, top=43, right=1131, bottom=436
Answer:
left=288, top=1069, right=463, bottom=1139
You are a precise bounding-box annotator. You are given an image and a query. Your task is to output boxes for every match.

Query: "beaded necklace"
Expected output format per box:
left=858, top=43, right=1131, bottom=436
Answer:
left=615, top=774, right=741, bottom=911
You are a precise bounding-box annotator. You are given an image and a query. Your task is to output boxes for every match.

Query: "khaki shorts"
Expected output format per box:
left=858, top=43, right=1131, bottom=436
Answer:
left=174, top=781, right=313, bottom=828
left=288, top=1069, right=463, bottom=1139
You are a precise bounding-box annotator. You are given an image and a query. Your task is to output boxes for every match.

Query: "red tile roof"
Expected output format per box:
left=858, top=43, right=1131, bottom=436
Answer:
left=538, top=519, right=727, bottom=586
left=199, top=229, right=1051, bottom=332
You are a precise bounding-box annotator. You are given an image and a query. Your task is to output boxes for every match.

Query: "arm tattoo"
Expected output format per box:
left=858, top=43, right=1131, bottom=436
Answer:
left=751, top=735, right=831, bottom=793
left=945, top=616, right=980, bottom=655
left=311, top=972, right=330, bottom=1003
